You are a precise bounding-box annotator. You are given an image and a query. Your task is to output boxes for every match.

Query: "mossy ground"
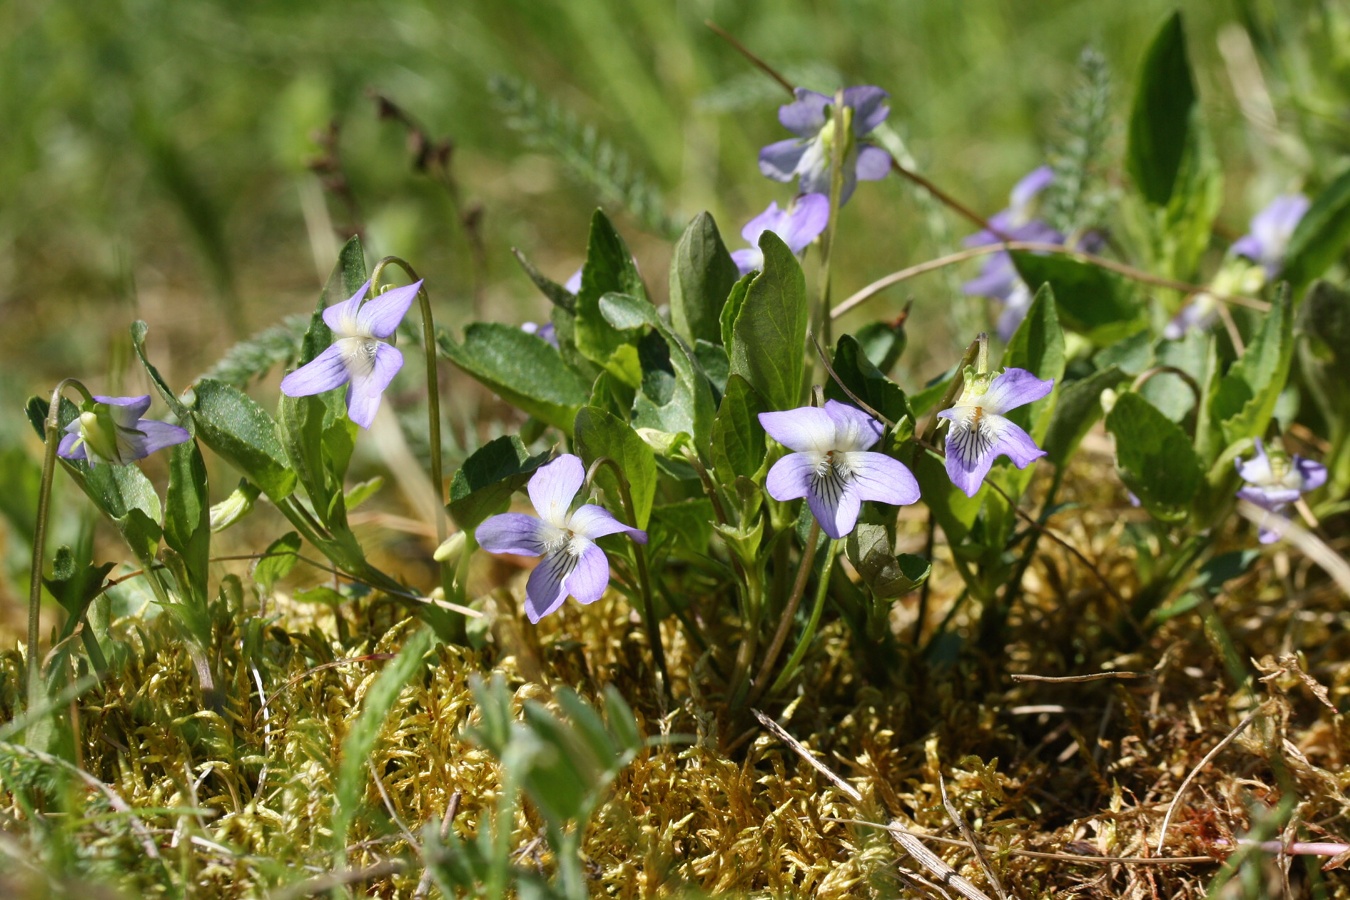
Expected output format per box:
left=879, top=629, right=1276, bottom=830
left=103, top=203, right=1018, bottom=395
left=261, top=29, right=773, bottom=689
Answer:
left=2, top=457, right=1348, bottom=899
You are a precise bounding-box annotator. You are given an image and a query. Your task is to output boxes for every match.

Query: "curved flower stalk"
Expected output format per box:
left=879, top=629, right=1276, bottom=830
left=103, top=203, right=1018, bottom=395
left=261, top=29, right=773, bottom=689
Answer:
left=1231, top=194, right=1309, bottom=277
left=759, top=86, right=891, bottom=204
left=1236, top=439, right=1326, bottom=543
left=759, top=400, right=919, bottom=540
left=476, top=454, right=648, bottom=623
left=57, top=395, right=190, bottom=466
left=731, top=193, right=830, bottom=275
left=939, top=368, right=1053, bottom=497
left=279, top=278, right=421, bottom=428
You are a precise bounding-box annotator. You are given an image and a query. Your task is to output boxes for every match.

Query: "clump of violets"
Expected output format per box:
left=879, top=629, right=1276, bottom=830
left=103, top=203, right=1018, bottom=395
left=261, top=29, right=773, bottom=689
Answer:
left=58, top=395, right=190, bottom=466
left=939, top=367, right=1054, bottom=497
left=1236, top=439, right=1326, bottom=543
left=280, top=278, right=420, bottom=429
left=1231, top=194, right=1309, bottom=277
left=731, top=193, right=830, bottom=275
left=759, top=87, right=891, bottom=204
left=962, top=166, right=1068, bottom=340
left=475, top=454, right=647, bottom=623
left=759, top=400, right=919, bottom=540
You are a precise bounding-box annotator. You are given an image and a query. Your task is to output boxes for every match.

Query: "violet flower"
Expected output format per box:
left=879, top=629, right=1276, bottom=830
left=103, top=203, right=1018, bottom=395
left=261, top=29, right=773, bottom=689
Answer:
left=759, top=87, right=891, bottom=205
left=279, top=278, right=420, bottom=429
left=1231, top=195, right=1309, bottom=276
left=731, top=193, right=830, bottom=275
left=521, top=321, right=558, bottom=348
left=1236, top=439, right=1326, bottom=543
left=57, top=395, right=190, bottom=466
left=962, top=167, right=1066, bottom=340
left=759, top=400, right=919, bottom=540
left=475, top=454, right=647, bottom=623
left=938, top=368, right=1054, bottom=497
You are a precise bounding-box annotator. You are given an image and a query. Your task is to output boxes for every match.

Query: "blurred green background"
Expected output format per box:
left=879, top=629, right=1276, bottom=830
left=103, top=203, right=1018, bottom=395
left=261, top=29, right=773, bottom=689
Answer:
left=1, top=0, right=1344, bottom=436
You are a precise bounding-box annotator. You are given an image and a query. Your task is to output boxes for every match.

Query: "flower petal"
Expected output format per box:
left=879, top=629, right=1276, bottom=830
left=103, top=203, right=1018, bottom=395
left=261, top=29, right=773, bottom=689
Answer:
left=57, top=432, right=86, bottom=461
left=731, top=247, right=763, bottom=276
left=1237, top=485, right=1300, bottom=508
left=1009, top=166, right=1054, bottom=216
left=280, top=343, right=352, bottom=397
left=759, top=139, right=808, bottom=182
left=981, top=368, right=1054, bottom=415
left=779, top=89, right=830, bottom=135
left=740, top=201, right=787, bottom=245
left=528, top=454, right=585, bottom=527
left=778, top=193, right=830, bottom=252
left=842, top=85, right=889, bottom=133
left=764, top=452, right=815, bottom=502
left=345, top=342, right=403, bottom=429
left=848, top=452, right=920, bottom=507
left=854, top=145, right=891, bottom=182
left=941, top=409, right=1047, bottom=497
left=823, top=400, right=882, bottom=452
left=135, top=420, right=191, bottom=456
left=356, top=280, right=421, bottom=339
left=322, top=279, right=372, bottom=333
left=808, top=477, right=861, bottom=540
left=759, top=407, right=836, bottom=453
left=475, top=513, right=550, bottom=557
left=1297, top=457, right=1327, bottom=492
left=524, top=551, right=575, bottom=623
left=987, top=416, right=1047, bottom=469
left=563, top=541, right=611, bottom=605
left=568, top=504, right=647, bottom=544
left=94, top=395, right=153, bottom=421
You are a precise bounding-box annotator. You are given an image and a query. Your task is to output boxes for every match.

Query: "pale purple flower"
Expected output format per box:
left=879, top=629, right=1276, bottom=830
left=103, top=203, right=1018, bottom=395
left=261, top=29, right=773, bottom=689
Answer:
left=1163, top=292, right=1218, bottom=340
left=1236, top=439, right=1326, bottom=543
left=759, top=400, right=919, bottom=540
left=521, top=321, right=558, bottom=348
left=57, top=395, right=190, bottom=466
left=564, top=267, right=583, bottom=294
left=938, top=368, right=1053, bottom=497
left=279, top=278, right=420, bottom=429
left=962, top=167, right=1073, bottom=340
left=731, top=193, right=830, bottom=275
left=1231, top=195, right=1309, bottom=276
left=759, top=86, right=891, bottom=205
left=475, top=454, right=647, bottom=623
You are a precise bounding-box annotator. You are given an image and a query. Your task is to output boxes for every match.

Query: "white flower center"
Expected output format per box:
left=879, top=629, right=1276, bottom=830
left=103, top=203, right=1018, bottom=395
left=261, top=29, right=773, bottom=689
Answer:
left=811, top=450, right=854, bottom=505
left=948, top=405, right=996, bottom=466
left=338, top=336, right=381, bottom=379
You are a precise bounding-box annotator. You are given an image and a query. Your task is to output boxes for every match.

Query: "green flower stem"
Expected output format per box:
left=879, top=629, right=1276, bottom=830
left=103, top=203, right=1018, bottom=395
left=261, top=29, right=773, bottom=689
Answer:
left=804, top=94, right=851, bottom=399
left=767, top=536, right=838, bottom=695
left=746, top=520, right=821, bottom=708
left=585, top=457, right=670, bottom=700
left=27, top=379, right=92, bottom=714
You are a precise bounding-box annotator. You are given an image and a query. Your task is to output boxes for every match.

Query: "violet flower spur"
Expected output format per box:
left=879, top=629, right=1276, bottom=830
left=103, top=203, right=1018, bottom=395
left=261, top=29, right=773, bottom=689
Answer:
left=759, top=400, right=919, bottom=540
left=759, top=86, right=891, bottom=205
left=1236, top=439, right=1326, bottom=544
left=938, top=368, right=1053, bottom=498
left=475, top=454, right=647, bottom=623
left=279, top=278, right=420, bottom=429
left=57, top=395, right=190, bottom=466
left=1231, top=194, right=1309, bottom=277
left=731, top=193, right=830, bottom=276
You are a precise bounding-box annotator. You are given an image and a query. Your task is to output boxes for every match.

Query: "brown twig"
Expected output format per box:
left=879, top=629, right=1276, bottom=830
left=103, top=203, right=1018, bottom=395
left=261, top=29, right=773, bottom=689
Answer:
left=1012, top=671, right=1150, bottom=684
left=1155, top=709, right=1260, bottom=855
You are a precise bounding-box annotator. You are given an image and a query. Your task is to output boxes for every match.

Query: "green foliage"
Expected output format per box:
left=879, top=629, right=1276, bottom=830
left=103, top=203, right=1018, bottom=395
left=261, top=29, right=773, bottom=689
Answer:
left=727, top=232, right=808, bottom=414
left=1045, top=46, right=1114, bottom=237
left=448, top=436, right=551, bottom=532
left=846, top=523, right=930, bottom=600
left=825, top=334, right=914, bottom=429
left=1001, top=283, right=1065, bottom=442
left=189, top=379, right=296, bottom=501
left=1106, top=391, right=1203, bottom=522
left=670, top=211, right=740, bottom=347
left=1042, top=364, right=1128, bottom=467
left=196, top=316, right=312, bottom=389
left=490, top=76, right=680, bottom=239
left=438, top=324, right=592, bottom=433
left=1210, top=286, right=1293, bottom=448
left=1011, top=253, right=1141, bottom=342
left=711, top=374, right=768, bottom=485
left=1127, top=12, right=1195, bottom=207
left=1283, top=166, right=1350, bottom=293
left=574, top=406, right=656, bottom=529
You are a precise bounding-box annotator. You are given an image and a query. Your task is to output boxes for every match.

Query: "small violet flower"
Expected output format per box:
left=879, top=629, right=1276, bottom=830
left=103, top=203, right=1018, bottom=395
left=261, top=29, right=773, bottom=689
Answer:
left=58, top=395, right=190, bottom=466
left=962, top=166, right=1067, bottom=340
left=759, top=400, right=919, bottom=540
left=731, top=193, right=830, bottom=275
left=938, top=368, right=1053, bottom=497
left=1235, top=439, right=1326, bottom=544
left=279, top=278, right=420, bottom=429
left=759, top=86, right=891, bottom=205
left=475, top=454, right=647, bottom=623
left=521, top=320, right=558, bottom=348
left=1231, top=194, right=1309, bottom=277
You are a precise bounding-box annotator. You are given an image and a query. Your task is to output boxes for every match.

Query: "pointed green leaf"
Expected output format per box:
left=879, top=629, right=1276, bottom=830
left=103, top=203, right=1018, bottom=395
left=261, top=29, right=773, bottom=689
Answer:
left=573, top=210, right=647, bottom=385
left=512, top=247, right=576, bottom=313
left=1282, top=167, right=1350, bottom=293
left=574, top=406, right=657, bottom=529
left=447, top=436, right=551, bottom=532
left=670, top=211, right=739, bottom=346
left=711, top=374, right=768, bottom=485
left=437, top=324, right=591, bottom=433
left=1042, top=365, right=1128, bottom=467
left=163, top=439, right=211, bottom=619
left=1127, top=12, right=1196, bottom=206
left=254, top=532, right=302, bottom=594
left=1212, top=285, right=1293, bottom=445
left=1011, top=253, right=1142, bottom=342
left=728, top=231, right=808, bottom=412
left=825, top=334, right=913, bottom=428
left=189, top=378, right=296, bottom=500
left=1001, top=283, right=1065, bottom=441
left=131, top=321, right=190, bottom=421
